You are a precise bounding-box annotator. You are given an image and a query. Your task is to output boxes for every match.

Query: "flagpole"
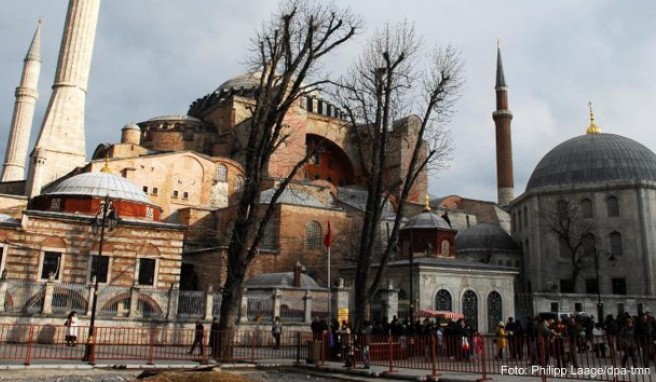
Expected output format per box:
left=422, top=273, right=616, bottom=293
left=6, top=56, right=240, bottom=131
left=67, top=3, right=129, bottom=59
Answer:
left=325, top=221, right=333, bottom=323
left=327, top=244, right=331, bottom=322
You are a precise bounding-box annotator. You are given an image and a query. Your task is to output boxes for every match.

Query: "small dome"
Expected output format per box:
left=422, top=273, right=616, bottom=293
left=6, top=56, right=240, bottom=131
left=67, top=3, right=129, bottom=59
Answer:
left=402, top=211, right=451, bottom=230
left=455, top=223, right=518, bottom=252
left=145, top=115, right=202, bottom=123
left=43, top=172, right=151, bottom=204
left=215, top=70, right=261, bottom=94
left=527, top=133, right=656, bottom=191
left=245, top=272, right=323, bottom=290
left=122, top=122, right=140, bottom=131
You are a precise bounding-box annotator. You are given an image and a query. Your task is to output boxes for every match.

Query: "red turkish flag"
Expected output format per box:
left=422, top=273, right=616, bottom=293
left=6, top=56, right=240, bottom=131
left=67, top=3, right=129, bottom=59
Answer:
left=324, top=221, right=333, bottom=248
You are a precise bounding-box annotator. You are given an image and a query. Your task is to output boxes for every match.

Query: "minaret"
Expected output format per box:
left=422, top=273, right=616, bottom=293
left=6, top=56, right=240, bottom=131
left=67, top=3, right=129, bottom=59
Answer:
left=26, top=0, right=100, bottom=197
left=1, top=20, right=42, bottom=182
left=492, top=41, right=514, bottom=206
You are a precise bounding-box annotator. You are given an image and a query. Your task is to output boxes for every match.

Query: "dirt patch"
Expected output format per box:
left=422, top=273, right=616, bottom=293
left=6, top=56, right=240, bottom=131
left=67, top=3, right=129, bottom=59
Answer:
left=134, top=370, right=257, bottom=382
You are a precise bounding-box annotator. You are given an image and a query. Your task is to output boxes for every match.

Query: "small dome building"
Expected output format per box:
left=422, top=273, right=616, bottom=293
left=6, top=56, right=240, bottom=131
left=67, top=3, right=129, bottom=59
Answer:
left=510, top=109, right=656, bottom=316
left=398, top=197, right=456, bottom=258
left=2, top=165, right=184, bottom=293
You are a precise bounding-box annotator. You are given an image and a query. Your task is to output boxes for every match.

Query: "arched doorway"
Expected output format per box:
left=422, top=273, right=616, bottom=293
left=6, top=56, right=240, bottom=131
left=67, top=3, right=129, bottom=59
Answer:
left=435, top=289, right=452, bottom=311
left=487, top=291, right=503, bottom=333
left=462, top=290, right=478, bottom=330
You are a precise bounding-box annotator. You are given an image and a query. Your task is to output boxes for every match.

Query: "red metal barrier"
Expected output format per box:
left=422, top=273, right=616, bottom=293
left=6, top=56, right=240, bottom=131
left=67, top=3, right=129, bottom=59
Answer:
left=1, top=322, right=654, bottom=382
left=147, top=328, right=154, bottom=365
left=24, top=325, right=33, bottom=366
left=387, top=332, right=395, bottom=373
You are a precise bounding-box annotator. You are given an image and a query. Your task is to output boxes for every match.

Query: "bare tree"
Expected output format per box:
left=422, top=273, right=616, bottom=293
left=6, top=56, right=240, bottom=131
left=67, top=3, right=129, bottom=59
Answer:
left=216, top=0, right=359, bottom=353
left=334, top=22, right=463, bottom=327
left=539, top=199, right=593, bottom=292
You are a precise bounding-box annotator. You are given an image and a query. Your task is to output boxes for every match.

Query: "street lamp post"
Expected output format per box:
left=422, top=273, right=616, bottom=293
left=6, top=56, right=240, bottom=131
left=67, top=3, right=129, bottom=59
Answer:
left=592, top=248, right=616, bottom=325
left=82, top=194, right=119, bottom=363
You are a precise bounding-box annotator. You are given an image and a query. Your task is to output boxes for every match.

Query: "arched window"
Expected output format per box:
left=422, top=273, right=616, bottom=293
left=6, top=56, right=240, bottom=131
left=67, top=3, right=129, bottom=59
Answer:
left=304, top=221, right=322, bottom=250
left=487, top=291, right=503, bottom=333
left=234, top=175, right=245, bottom=192
left=216, top=164, right=228, bottom=182
left=523, top=207, right=528, bottom=227
left=583, top=233, right=596, bottom=254
left=609, top=232, right=622, bottom=257
left=607, top=196, right=619, bottom=217
left=261, top=218, right=278, bottom=250
left=462, top=290, right=478, bottom=330
left=435, top=289, right=452, bottom=311
left=441, top=240, right=450, bottom=257
left=557, top=200, right=569, bottom=220
left=580, top=198, right=593, bottom=219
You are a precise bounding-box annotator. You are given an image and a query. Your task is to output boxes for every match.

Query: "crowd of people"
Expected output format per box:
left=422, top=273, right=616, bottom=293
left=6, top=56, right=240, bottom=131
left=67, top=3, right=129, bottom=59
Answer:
left=304, top=311, right=656, bottom=369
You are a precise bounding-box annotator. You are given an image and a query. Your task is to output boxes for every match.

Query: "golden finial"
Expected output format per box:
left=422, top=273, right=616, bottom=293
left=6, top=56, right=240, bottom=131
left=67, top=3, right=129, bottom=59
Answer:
left=497, top=38, right=501, bottom=49
left=38, top=17, right=42, bottom=25
left=100, top=152, right=112, bottom=173
left=586, top=101, right=601, bottom=134
left=424, top=194, right=431, bottom=212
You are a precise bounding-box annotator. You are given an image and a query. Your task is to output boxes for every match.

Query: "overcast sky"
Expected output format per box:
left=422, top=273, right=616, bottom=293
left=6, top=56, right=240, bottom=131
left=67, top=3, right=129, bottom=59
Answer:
left=2, top=1, right=656, bottom=202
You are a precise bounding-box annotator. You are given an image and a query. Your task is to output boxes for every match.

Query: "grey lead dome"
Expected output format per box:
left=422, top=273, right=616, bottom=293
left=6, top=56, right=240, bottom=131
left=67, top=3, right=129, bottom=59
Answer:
left=43, top=172, right=151, bottom=204
left=526, top=133, right=656, bottom=190
left=401, top=210, right=451, bottom=230
left=455, top=223, right=518, bottom=252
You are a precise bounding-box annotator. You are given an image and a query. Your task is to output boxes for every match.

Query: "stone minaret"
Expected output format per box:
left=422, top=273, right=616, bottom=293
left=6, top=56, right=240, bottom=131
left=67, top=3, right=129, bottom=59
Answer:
left=1, top=21, right=42, bottom=182
left=492, top=43, right=514, bottom=206
left=26, top=0, right=100, bottom=197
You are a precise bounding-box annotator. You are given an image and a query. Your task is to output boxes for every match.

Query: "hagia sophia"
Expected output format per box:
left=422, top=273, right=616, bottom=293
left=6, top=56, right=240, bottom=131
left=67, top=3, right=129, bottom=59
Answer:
left=0, top=0, right=654, bottom=332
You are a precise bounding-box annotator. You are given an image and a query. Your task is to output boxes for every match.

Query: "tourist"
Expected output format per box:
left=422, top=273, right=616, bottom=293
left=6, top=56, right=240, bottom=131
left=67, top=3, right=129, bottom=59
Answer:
left=64, top=311, right=79, bottom=347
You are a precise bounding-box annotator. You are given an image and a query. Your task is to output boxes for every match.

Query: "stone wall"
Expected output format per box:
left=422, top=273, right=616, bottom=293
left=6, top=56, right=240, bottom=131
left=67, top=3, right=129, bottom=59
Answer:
left=0, top=212, right=184, bottom=289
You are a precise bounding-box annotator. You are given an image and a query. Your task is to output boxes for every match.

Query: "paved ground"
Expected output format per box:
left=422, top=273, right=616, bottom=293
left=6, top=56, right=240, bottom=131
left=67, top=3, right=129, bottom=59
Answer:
left=2, top=359, right=647, bottom=382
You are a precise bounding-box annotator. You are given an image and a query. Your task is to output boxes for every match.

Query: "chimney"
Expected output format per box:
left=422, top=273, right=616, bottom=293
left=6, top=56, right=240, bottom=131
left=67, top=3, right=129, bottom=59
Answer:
left=293, top=261, right=304, bottom=288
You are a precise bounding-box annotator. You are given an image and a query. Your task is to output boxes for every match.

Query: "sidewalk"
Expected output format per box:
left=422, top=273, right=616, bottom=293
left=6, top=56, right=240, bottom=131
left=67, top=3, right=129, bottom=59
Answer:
left=0, top=358, right=637, bottom=382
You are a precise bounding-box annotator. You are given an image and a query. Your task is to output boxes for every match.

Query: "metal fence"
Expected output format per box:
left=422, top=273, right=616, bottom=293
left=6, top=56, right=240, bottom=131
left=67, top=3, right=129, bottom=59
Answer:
left=212, top=293, right=222, bottom=318
left=247, top=291, right=273, bottom=321
left=137, top=289, right=167, bottom=319
left=4, top=281, right=46, bottom=314
left=2, top=280, right=328, bottom=322
left=311, top=294, right=329, bottom=319
left=0, top=323, right=308, bottom=366
left=279, top=290, right=305, bottom=322
left=52, top=283, right=88, bottom=315
left=97, top=286, right=130, bottom=317
left=3, top=323, right=654, bottom=382
left=177, top=290, right=205, bottom=319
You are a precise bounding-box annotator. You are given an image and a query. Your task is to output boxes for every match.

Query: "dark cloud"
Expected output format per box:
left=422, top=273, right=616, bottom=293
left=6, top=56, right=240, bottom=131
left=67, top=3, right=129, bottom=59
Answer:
left=2, top=1, right=656, bottom=203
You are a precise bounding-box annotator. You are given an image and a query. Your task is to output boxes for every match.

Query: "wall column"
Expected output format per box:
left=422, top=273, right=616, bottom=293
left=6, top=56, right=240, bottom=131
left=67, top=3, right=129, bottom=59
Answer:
left=41, top=277, right=55, bottom=314
left=304, top=290, right=313, bottom=324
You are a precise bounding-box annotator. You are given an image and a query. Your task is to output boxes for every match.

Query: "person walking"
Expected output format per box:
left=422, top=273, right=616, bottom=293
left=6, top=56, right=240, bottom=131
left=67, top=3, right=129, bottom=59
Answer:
left=537, top=318, right=556, bottom=366
left=359, top=321, right=372, bottom=369
left=592, top=323, right=606, bottom=358
left=64, top=311, right=79, bottom=347
left=340, top=321, right=355, bottom=368
left=618, top=318, right=638, bottom=368
left=188, top=320, right=205, bottom=356
left=209, top=317, right=220, bottom=359
left=495, top=321, right=507, bottom=360
left=272, top=316, right=282, bottom=350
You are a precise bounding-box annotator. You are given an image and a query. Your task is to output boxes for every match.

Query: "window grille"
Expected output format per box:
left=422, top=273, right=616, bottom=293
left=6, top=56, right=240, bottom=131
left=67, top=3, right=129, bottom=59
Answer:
left=304, top=221, right=322, bottom=250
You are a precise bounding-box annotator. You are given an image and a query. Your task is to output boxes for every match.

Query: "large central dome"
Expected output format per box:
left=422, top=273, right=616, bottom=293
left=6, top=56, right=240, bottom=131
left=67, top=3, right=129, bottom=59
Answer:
left=526, top=133, right=656, bottom=190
